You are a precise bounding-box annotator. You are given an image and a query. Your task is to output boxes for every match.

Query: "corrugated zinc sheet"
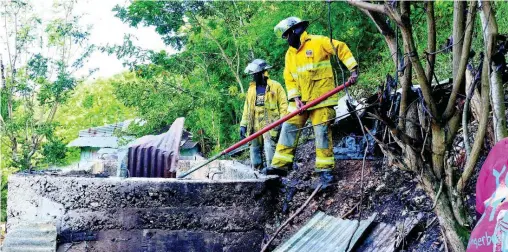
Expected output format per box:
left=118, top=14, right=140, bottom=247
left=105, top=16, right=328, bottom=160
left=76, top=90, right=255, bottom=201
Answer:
left=355, top=212, right=423, bottom=252
left=180, top=140, right=198, bottom=150
left=67, top=136, right=119, bottom=148
left=274, top=211, right=377, bottom=252
left=355, top=222, right=397, bottom=252
left=68, top=119, right=138, bottom=148
left=78, top=121, right=126, bottom=137
left=127, top=117, right=185, bottom=178
left=2, top=221, right=56, bottom=252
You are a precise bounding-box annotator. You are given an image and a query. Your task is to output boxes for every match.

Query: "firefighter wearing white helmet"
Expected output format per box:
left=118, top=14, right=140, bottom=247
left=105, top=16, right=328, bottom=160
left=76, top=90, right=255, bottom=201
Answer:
left=240, top=59, right=288, bottom=170
left=269, top=17, right=359, bottom=189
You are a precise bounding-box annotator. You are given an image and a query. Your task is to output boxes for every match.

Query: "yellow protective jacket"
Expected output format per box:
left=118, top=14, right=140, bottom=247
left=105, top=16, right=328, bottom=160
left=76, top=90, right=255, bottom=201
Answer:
left=284, top=31, right=358, bottom=111
left=240, top=79, right=288, bottom=135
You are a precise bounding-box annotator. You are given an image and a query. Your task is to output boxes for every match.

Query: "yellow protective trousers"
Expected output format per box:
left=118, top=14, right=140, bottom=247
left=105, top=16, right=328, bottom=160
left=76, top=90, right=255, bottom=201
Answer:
left=271, top=106, right=336, bottom=171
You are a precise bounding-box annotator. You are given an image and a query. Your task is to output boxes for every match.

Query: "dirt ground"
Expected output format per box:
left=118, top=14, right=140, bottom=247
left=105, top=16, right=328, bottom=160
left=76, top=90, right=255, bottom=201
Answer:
left=262, top=126, right=484, bottom=251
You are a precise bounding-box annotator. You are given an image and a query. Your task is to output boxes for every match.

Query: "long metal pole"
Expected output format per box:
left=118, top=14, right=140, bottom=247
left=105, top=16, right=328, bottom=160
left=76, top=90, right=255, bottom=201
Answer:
left=177, top=81, right=352, bottom=178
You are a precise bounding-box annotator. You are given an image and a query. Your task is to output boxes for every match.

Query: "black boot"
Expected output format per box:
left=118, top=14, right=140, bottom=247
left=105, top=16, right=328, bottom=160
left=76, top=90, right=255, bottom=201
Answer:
left=261, top=167, right=288, bottom=177
left=312, top=170, right=336, bottom=191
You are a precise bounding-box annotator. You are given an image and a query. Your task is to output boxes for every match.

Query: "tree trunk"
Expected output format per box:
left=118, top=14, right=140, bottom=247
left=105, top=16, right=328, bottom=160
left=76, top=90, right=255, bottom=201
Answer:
left=398, top=2, right=412, bottom=130
left=0, top=55, right=5, bottom=89
left=346, top=2, right=475, bottom=250
left=433, top=191, right=469, bottom=251
left=0, top=55, right=5, bottom=124
left=403, top=102, right=421, bottom=168
left=452, top=1, right=466, bottom=80
left=490, top=65, right=507, bottom=142
left=422, top=162, right=468, bottom=251
left=481, top=1, right=507, bottom=142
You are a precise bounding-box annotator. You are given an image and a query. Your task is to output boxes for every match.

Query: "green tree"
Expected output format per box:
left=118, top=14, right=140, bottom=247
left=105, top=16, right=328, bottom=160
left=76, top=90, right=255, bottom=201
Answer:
left=0, top=0, right=94, bottom=170
left=55, top=74, right=136, bottom=164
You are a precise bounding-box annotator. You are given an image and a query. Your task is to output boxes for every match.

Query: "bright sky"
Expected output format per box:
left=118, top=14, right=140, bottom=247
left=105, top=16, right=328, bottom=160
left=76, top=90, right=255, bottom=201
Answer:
left=0, top=0, right=173, bottom=80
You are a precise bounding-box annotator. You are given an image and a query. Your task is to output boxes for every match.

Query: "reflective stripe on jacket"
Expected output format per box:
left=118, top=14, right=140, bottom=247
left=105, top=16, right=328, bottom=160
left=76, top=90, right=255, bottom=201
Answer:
left=240, top=79, right=288, bottom=135
left=283, top=31, right=358, bottom=111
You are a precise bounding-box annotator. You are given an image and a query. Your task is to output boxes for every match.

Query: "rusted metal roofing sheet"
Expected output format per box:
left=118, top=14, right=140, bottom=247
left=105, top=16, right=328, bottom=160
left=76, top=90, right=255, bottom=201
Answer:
left=2, top=221, right=56, bottom=252
left=127, top=117, right=185, bottom=178
left=274, top=211, right=377, bottom=252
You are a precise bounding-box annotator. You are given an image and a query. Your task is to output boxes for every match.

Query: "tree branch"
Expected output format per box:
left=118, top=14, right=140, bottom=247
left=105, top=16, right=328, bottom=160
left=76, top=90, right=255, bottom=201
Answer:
left=457, top=55, right=490, bottom=193
left=452, top=1, right=466, bottom=79
left=482, top=1, right=507, bottom=142
left=367, top=112, right=428, bottom=153
left=188, top=12, right=245, bottom=94
left=443, top=1, right=477, bottom=120
left=360, top=9, right=398, bottom=67
left=398, top=11, right=438, bottom=121
left=462, top=67, right=477, bottom=157
left=365, top=126, right=412, bottom=171
left=347, top=0, right=387, bottom=14
left=425, top=1, right=436, bottom=83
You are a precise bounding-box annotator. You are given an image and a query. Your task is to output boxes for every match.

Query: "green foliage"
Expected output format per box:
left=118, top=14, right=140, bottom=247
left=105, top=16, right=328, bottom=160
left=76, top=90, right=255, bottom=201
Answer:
left=41, top=138, right=67, bottom=165
left=105, top=1, right=508, bottom=156
left=55, top=75, right=135, bottom=153
left=110, top=1, right=382, bottom=154
left=113, top=1, right=208, bottom=50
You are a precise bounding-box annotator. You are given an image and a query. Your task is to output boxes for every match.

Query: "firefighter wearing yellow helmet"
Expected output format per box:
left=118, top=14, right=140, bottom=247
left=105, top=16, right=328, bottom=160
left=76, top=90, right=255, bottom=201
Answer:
left=267, top=17, right=359, bottom=189
left=240, top=59, right=288, bottom=170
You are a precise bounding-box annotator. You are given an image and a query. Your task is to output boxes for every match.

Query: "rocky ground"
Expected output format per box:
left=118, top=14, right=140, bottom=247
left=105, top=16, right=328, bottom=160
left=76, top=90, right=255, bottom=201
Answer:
left=261, top=123, right=487, bottom=252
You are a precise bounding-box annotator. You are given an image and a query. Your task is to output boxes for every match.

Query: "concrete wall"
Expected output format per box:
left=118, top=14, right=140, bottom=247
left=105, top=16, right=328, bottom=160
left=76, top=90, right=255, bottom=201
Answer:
left=7, top=174, right=278, bottom=252
left=176, top=160, right=259, bottom=180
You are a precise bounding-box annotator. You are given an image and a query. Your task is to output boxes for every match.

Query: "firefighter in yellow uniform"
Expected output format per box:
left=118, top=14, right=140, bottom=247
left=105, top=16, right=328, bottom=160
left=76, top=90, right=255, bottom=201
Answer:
left=240, top=59, right=288, bottom=170
left=268, top=17, right=359, bottom=189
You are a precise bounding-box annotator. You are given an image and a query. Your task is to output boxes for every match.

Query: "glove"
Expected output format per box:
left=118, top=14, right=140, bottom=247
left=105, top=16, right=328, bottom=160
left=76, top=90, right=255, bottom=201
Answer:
left=295, top=97, right=304, bottom=110
left=348, top=69, right=359, bottom=84
left=294, top=97, right=305, bottom=115
left=240, top=126, right=247, bottom=140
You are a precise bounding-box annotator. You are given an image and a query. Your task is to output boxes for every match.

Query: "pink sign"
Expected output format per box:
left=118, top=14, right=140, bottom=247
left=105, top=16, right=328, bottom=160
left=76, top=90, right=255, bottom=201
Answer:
left=468, top=138, right=508, bottom=251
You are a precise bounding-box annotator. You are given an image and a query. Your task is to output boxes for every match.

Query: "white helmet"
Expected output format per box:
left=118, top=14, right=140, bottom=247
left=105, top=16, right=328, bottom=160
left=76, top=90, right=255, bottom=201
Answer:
left=244, top=59, right=272, bottom=75
left=274, top=17, right=309, bottom=39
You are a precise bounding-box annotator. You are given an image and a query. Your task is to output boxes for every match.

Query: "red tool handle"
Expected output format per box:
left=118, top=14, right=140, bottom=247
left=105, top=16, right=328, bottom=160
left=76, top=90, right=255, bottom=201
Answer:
left=178, top=81, right=351, bottom=179
left=222, top=81, right=352, bottom=155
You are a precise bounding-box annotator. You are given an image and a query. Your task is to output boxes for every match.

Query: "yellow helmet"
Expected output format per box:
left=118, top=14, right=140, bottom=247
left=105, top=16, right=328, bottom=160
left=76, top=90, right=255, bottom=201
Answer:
left=274, top=17, right=309, bottom=39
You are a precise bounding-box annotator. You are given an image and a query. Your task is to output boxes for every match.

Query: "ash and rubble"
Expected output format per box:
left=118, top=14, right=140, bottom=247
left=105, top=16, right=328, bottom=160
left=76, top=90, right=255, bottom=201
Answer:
left=259, top=76, right=496, bottom=251
left=261, top=135, right=447, bottom=251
